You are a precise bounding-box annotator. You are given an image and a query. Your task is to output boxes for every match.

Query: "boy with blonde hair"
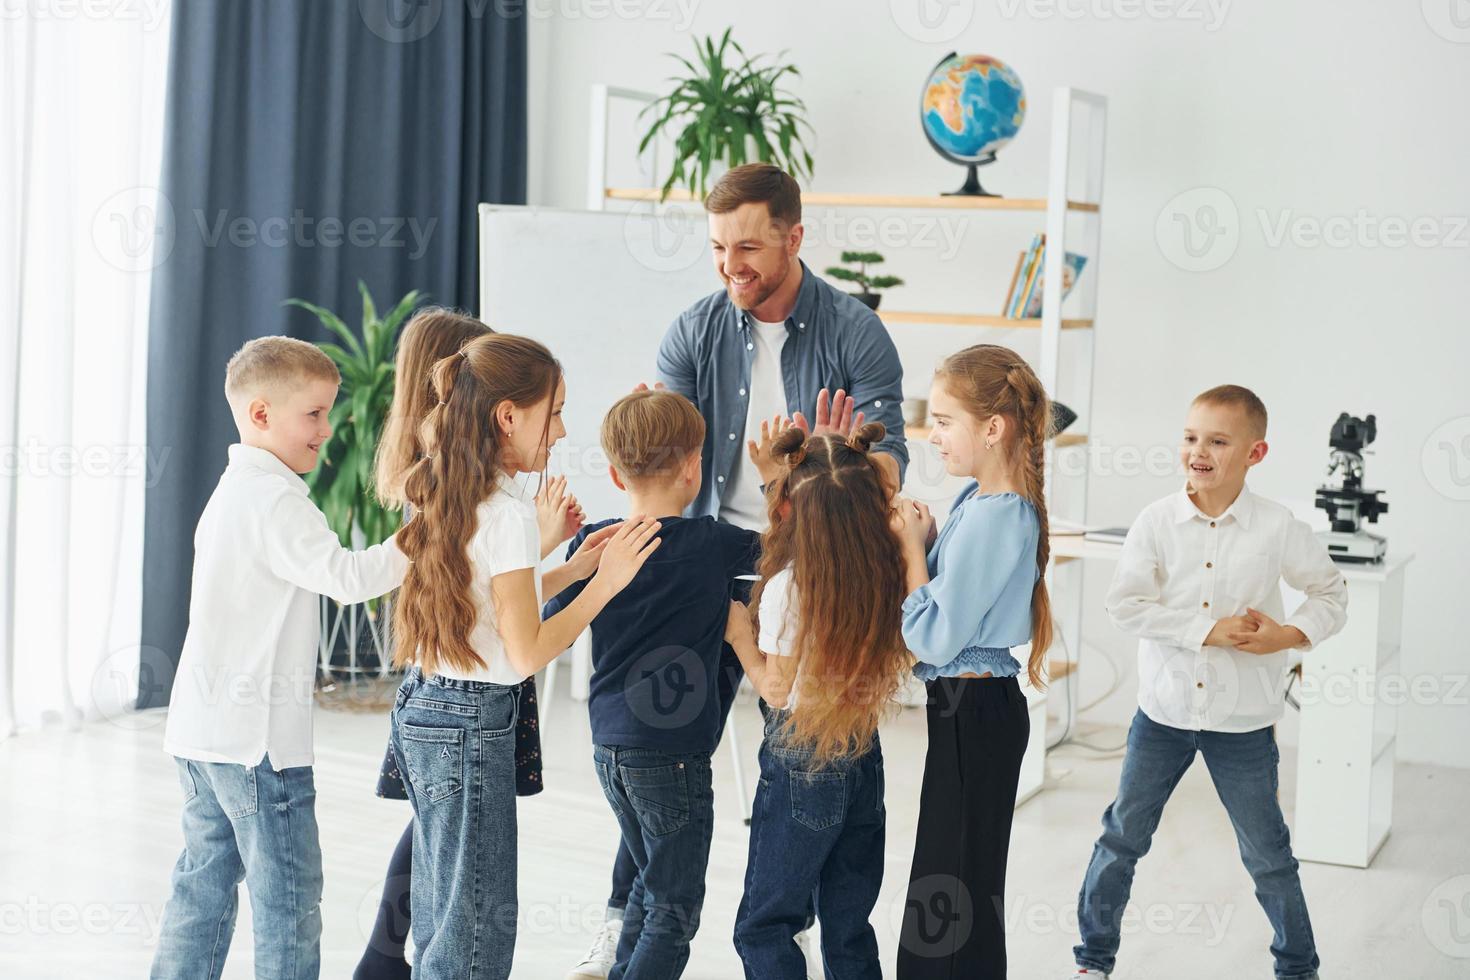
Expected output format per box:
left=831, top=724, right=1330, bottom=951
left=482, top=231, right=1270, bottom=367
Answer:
left=546, top=389, right=763, bottom=980
left=1069, top=384, right=1348, bottom=980
left=152, top=337, right=409, bottom=980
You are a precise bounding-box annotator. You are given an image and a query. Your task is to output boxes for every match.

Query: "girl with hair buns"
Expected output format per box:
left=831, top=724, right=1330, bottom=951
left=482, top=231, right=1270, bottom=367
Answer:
left=387, top=332, right=663, bottom=980
left=723, top=421, right=911, bottom=980
left=891, top=344, right=1054, bottom=980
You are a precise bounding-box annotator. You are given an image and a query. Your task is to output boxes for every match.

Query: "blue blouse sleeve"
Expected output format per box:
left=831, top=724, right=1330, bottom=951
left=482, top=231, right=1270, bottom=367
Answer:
left=901, top=496, right=1035, bottom=666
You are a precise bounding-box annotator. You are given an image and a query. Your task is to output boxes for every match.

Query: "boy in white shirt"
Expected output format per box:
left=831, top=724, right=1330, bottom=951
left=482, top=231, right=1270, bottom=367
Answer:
left=1070, top=385, right=1347, bottom=980
left=152, top=337, right=409, bottom=980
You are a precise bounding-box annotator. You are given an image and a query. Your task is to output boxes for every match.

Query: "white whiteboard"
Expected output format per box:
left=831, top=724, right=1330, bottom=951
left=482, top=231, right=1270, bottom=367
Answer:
left=478, top=203, right=718, bottom=523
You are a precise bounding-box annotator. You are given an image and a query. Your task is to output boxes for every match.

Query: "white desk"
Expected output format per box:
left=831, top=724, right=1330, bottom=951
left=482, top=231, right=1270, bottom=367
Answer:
left=1294, top=553, right=1413, bottom=868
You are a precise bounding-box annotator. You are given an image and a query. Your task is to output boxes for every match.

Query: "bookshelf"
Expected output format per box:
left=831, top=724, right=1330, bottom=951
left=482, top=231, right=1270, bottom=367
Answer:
left=590, top=85, right=1109, bottom=807
left=603, top=186, right=1100, bottom=213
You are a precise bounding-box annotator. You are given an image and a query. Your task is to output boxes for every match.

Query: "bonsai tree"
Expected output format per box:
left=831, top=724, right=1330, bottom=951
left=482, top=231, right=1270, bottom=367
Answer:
left=638, top=28, right=815, bottom=201
left=825, top=251, right=904, bottom=308
left=285, top=282, right=422, bottom=549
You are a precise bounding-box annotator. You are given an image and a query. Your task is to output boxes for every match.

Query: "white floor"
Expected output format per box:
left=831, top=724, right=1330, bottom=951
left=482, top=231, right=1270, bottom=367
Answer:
left=4, top=678, right=1469, bottom=979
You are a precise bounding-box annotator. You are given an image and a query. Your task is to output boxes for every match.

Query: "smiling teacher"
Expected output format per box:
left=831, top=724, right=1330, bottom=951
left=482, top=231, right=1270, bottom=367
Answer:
left=656, top=162, right=909, bottom=528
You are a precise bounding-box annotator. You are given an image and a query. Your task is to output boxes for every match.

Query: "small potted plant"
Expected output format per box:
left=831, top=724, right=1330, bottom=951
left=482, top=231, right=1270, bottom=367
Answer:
left=825, top=251, right=904, bottom=310
left=638, top=28, right=815, bottom=201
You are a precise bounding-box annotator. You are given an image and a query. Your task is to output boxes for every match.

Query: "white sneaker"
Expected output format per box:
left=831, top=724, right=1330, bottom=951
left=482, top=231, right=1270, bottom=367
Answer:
left=1066, top=970, right=1110, bottom=979
left=566, top=910, right=623, bottom=979
left=796, top=923, right=820, bottom=979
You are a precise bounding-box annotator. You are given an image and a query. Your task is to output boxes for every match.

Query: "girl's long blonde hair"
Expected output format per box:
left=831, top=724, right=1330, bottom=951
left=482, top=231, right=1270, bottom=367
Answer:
left=934, top=344, right=1054, bottom=687
left=750, top=422, right=911, bottom=766
left=391, top=333, right=561, bottom=675
left=375, top=307, right=491, bottom=506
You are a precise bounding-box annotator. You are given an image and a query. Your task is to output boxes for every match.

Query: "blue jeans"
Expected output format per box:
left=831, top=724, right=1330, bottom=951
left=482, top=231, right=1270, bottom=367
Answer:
left=391, top=668, right=520, bottom=980
left=593, top=744, right=715, bottom=980
left=151, top=754, right=323, bottom=980
left=734, top=712, right=885, bottom=980
left=1075, top=710, right=1320, bottom=979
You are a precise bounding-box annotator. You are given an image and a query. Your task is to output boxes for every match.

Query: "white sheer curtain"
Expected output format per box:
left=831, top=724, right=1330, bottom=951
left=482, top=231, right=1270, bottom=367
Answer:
left=0, top=3, right=172, bottom=736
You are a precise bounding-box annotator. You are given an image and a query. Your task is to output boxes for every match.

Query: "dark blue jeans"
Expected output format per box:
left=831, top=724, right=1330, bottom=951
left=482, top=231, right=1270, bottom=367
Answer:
left=593, top=744, right=716, bottom=980
left=734, top=712, right=885, bottom=980
left=1075, top=710, right=1319, bottom=980
left=391, top=669, right=520, bottom=980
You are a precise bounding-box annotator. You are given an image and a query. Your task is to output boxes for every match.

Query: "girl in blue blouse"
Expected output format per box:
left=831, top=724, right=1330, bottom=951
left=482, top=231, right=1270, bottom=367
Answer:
left=891, top=344, right=1055, bottom=980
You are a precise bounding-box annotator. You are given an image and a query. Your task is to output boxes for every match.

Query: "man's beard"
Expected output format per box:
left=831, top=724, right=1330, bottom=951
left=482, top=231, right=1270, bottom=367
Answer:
left=727, top=262, right=788, bottom=311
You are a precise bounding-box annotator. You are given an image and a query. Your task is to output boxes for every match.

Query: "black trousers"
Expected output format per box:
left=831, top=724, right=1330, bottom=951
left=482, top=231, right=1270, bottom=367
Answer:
left=898, top=676, right=1030, bottom=980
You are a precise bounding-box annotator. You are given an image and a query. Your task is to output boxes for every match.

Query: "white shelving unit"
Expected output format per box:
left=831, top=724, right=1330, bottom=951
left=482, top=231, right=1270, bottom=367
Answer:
left=1294, top=554, right=1413, bottom=867
left=591, top=86, right=1109, bottom=807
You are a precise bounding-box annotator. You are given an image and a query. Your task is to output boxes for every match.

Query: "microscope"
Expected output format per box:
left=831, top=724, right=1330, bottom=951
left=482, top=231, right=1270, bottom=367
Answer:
left=1314, top=413, right=1388, bottom=564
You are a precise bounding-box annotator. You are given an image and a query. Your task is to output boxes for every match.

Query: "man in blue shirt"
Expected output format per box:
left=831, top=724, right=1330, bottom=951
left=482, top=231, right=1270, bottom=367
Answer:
left=656, top=163, right=909, bottom=529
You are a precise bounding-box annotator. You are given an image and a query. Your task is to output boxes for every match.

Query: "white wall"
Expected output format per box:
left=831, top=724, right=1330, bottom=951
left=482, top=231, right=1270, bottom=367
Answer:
left=524, top=1, right=1470, bottom=769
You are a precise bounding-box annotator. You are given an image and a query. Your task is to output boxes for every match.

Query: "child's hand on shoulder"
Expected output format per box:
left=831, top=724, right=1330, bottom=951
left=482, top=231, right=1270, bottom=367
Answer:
left=725, top=599, right=754, bottom=647
left=564, top=522, right=621, bottom=581
left=590, top=515, right=663, bottom=595
left=747, top=414, right=794, bottom=485
left=535, top=475, right=585, bottom=558
left=1229, top=608, right=1308, bottom=655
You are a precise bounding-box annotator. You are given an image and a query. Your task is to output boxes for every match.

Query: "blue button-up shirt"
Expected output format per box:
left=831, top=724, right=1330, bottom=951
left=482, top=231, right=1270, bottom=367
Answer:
left=655, top=262, right=909, bottom=519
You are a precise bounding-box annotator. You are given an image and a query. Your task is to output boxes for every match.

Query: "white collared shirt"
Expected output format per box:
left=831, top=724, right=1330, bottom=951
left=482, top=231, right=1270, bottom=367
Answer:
left=1105, top=484, right=1348, bottom=733
left=163, top=444, right=409, bottom=768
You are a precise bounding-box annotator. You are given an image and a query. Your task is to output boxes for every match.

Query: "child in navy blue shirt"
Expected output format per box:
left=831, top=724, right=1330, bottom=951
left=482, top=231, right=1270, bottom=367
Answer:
left=544, top=390, right=760, bottom=979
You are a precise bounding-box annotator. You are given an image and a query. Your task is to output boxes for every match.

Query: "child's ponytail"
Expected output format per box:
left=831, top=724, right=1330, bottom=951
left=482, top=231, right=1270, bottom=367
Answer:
left=936, top=345, right=1054, bottom=689
left=392, top=334, right=561, bottom=675
left=1002, top=364, right=1054, bottom=688
left=375, top=307, right=490, bottom=506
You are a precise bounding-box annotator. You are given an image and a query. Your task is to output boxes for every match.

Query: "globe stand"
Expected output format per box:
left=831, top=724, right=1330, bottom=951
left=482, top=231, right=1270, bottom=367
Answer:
left=943, top=155, right=1000, bottom=197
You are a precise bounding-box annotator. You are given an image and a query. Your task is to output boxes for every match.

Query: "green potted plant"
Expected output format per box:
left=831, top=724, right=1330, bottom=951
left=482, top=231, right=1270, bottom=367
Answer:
left=286, top=282, right=421, bottom=680
left=638, top=28, right=815, bottom=201
left=824, top=251, right=904, bottom=310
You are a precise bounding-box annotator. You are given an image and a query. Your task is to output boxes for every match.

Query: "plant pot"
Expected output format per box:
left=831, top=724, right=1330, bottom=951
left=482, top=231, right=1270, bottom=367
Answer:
left=855, top=292, right=881, bottom=310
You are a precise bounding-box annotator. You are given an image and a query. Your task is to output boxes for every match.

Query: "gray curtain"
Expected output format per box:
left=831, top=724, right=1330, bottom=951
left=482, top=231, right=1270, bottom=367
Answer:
left=138, top=0, right=526, bottom=707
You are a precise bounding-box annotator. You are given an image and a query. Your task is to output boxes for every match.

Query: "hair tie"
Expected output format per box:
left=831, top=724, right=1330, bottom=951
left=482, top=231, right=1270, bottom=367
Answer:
left=460, top=348, right=470, bottom=360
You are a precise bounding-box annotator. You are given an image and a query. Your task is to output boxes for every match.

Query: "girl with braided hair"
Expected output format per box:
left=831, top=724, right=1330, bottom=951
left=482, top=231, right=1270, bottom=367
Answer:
left=386, top=332, right=664, bottom=980
left=891, top=344, right=1055, bottom=980
left=723, top=420, right=911, bottom=980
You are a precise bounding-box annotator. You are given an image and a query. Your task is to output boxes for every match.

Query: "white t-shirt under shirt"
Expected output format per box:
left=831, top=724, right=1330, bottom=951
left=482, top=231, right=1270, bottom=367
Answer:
left=719, top=317, right=788, bottom=531
left=428, top=475, right=539, bottom=687
left=758, top=565, right=801, bottom=708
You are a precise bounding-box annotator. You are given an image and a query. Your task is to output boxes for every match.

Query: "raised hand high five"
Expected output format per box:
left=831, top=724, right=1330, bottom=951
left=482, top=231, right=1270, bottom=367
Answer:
left=793, top=388, right=865, bottom=440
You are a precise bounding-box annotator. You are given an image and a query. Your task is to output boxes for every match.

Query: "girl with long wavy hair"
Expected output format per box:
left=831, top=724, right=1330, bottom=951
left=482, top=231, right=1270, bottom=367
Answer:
left=357, top=309, right=587, bottom=980
left=723, top=421, right=911, bottom=980
left=891, top=344, right=1054, bottom=980
left=386, top=333, right=662, bottom=980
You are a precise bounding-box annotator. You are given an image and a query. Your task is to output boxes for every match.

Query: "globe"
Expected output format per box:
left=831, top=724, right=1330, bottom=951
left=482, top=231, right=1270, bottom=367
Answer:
left=920, top=52, right=1026, bottom=197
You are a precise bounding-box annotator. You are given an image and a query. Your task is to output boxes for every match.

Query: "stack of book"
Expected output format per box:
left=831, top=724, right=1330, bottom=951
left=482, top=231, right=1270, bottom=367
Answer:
left=1002, top=234, right=1089, bottom=319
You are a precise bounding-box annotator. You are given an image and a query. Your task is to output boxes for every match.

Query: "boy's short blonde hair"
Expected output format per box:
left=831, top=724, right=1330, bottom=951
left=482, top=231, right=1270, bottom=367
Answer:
left=225, top=336, right=339, bottom=406
left=601, top=390, right=705, bottom=482
left=1193, top=384, right=1268, bottom=439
